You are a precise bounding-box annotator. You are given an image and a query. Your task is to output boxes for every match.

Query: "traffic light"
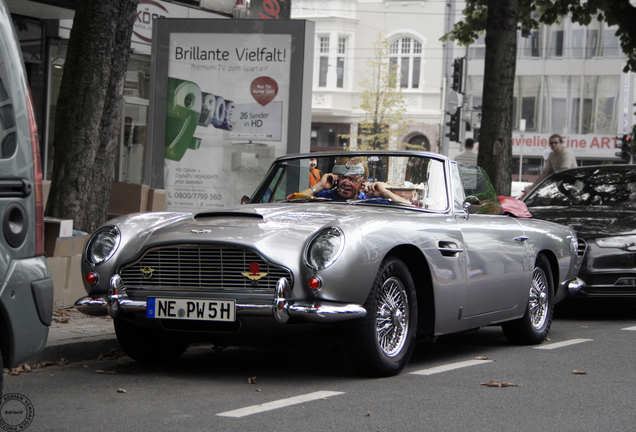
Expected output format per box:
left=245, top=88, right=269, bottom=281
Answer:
left=445, top=107, right=461, bottom=142
left=451, top=58, right=464, bottom=93
left=615, top=134, right=632, bottom=163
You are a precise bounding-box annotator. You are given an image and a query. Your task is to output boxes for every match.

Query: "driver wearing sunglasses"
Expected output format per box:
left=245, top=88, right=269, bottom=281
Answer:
left=301, top=157, right=407, bottom=202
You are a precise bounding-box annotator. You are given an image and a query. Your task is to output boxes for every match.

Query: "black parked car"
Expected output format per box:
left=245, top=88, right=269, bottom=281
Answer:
left=522, top=165, right=636, bottom=297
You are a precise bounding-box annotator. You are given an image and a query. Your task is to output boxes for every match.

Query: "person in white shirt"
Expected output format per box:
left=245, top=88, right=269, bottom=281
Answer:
left=524, top=134, right=577, bottom=194
left=454, top=138, right=478, bottom=165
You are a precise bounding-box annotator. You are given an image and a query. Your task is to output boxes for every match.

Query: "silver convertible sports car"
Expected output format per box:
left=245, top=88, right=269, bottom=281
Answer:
left=76, top=151, right=581, bottom=377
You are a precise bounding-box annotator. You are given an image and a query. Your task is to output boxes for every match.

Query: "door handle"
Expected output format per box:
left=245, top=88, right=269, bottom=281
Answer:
left=0, top=179, right=32, bottom=198
left=439, top=241, right=463, bottom=257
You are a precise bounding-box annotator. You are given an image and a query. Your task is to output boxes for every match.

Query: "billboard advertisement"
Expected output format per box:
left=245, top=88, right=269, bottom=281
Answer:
left=147, top=19, right=314, bottom=211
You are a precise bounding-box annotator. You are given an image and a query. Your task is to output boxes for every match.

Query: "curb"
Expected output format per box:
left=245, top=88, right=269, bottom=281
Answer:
left=30, top=337, right=121, bottom=365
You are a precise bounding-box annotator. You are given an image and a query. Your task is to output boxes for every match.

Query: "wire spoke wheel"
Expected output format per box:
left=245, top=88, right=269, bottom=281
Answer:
left=502, top=254, right=554, bottom=345
left=345, top=257, right=418, bottom=377
left=375, top=277, right=409, bottom=357
left=529, top=265, right=549, bottom=330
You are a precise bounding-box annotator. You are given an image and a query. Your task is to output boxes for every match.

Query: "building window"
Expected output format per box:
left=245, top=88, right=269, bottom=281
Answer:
left=389, top=37, right=422, bottom=89
left=337, top=37, right=346, bottom=88
left=310, top=123, right=350, bottom=151
left=319, top=36, right=329, bottom=87
left=513, top=76, right=541, bottom=131
left=466, top=75, right=483, bottom=113
left=407, top=134, right=430, bottom=151
left=469, top=33, right=485, bottom=60
left=519, top=30, right=541, bottom=58
left=540, top=75, right=618, bottom=135
left=583, top=75, right=619, bottom=134
left=568, top=23, right=586, bottom=58
left=547, top=21, right=564, bottom=58
left=602, top=26, right=621, bottom=57
left=543, top=76, right=581, bottom=134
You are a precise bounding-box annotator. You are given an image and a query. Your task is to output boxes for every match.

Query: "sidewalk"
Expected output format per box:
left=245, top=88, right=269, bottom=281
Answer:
left=27, top=308, right=120, bottom=365
left=48, top=308, right=115, bottom=346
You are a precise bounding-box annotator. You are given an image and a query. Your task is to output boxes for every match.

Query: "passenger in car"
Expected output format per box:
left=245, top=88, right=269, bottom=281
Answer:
left=309, top=157, right=322, bottom=187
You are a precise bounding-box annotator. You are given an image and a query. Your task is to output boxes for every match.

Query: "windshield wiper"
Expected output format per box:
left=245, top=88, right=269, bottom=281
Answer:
left=283, top=196, right=332, bottom=203
left=346, top=198, right=412, bottom=205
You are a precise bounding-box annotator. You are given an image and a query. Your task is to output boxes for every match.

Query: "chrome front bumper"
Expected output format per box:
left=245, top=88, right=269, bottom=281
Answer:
left=567, top=277, right=585, bottom=295
left=75, top=275, right=367, bottom=324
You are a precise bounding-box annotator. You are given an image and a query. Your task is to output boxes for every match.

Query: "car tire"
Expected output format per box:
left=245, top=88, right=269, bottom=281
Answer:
left=502, top=254, right=554, bottom=345
left=345, top=257, right=418, bottom=377
left=114, top=319, right=189, bottom=364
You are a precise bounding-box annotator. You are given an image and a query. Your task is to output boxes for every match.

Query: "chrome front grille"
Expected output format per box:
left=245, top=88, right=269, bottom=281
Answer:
left=119, top=245, right=291, bottom=291
left=576, top=239, right=587, bottom=268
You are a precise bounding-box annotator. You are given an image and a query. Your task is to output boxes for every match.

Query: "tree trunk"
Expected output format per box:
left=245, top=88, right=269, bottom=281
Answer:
left=46, top=0, right=139, bottom=233
left=477, top=0, right=518, bottom=196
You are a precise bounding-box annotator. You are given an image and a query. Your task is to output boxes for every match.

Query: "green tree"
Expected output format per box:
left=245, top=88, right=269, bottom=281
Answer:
left=344, top=33, right=409, bottom=150
left=46, top=0, right=139, bottom=233
left=443, top=0, right=636, bottom=195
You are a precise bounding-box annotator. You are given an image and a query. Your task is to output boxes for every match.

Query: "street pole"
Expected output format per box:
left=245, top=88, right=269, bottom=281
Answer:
left=518, top=119, right=526, bottom=181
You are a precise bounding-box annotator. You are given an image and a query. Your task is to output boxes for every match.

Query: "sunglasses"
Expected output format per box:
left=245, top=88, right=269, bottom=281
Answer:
left=338, top=175, right=364, bottom=184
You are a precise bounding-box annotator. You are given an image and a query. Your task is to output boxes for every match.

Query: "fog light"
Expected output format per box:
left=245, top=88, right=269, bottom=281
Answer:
left=85, top=272, right=98, bottom=285
left=308, top=277, right=322, bottom=290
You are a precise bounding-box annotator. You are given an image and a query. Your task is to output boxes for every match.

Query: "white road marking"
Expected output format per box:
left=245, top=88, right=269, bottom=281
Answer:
left=533, top=338, right=593, bottom=350
left=410, top=359, right=493, bottom=376
left=216, top=391, right=344, bottom=418
left=621, top=325, right=636, bottom=331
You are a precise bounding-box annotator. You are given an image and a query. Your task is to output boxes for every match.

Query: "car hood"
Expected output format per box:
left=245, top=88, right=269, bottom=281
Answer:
left=527, top=206, right=636, bottom=239
left=109, top=204, right=400, bottom=264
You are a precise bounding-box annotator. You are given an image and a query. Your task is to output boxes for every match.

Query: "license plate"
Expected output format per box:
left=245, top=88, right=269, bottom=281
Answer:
left=147, top=298, right=235, bottom=322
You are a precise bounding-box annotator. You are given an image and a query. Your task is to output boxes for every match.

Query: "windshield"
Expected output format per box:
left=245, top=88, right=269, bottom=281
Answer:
left=250, top=153, right=449, bottom=211
left=524, top=167, right=636, bottom=208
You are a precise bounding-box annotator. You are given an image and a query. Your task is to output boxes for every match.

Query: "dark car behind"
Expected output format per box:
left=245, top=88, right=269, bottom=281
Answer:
left=522, top=165, right=636, bottom=297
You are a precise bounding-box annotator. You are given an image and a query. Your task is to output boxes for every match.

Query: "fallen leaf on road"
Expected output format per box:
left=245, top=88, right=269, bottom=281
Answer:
left=32, top=361, right=55, bottom=370
left=54, top=318, right=70, bottom=324
left=481, top=380, right=519, bottom=387
left=96, top=370, right=117, bottom=374
left=474, top=356, right=496, bottom=361
left=573, top=370, right=588, bottom=375
left=248, top=376, right=257, bottom=384
left=366, top=411, right=371, bottom=417
left=53, top=310, right=72, bottom=317
left=117, top=388, right=127, bottom=393
left=56, top=359, right=69, bottom=366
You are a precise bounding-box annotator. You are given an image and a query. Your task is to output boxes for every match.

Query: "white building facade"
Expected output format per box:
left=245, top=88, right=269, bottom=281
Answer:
left=458, top=9, right=633, bottom=181
left=292, top=0, right=448, bottom=153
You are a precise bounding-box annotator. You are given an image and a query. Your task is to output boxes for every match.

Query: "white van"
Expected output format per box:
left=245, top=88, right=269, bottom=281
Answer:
left=0, top=0, right=53, bottom=394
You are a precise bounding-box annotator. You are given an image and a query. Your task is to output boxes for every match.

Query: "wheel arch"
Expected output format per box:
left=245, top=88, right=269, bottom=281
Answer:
left=385, top=245, right=435, bottom=337
left=537, top=249, right=559, bottom=295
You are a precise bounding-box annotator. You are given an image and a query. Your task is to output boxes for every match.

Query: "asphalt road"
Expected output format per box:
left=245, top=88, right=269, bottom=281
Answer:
left=3, top=298, right=636, bottom=432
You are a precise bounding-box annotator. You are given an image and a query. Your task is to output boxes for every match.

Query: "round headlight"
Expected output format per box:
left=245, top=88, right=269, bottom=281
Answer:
left=306, top=227, right=344, bottom=270
left=87, top=226, right=120, bottom=265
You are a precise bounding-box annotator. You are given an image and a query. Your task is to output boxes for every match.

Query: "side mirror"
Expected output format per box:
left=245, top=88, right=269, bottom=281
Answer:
left=463, top=196, right=480, bottom=217
left=463, top=195, right=480, bottom=208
